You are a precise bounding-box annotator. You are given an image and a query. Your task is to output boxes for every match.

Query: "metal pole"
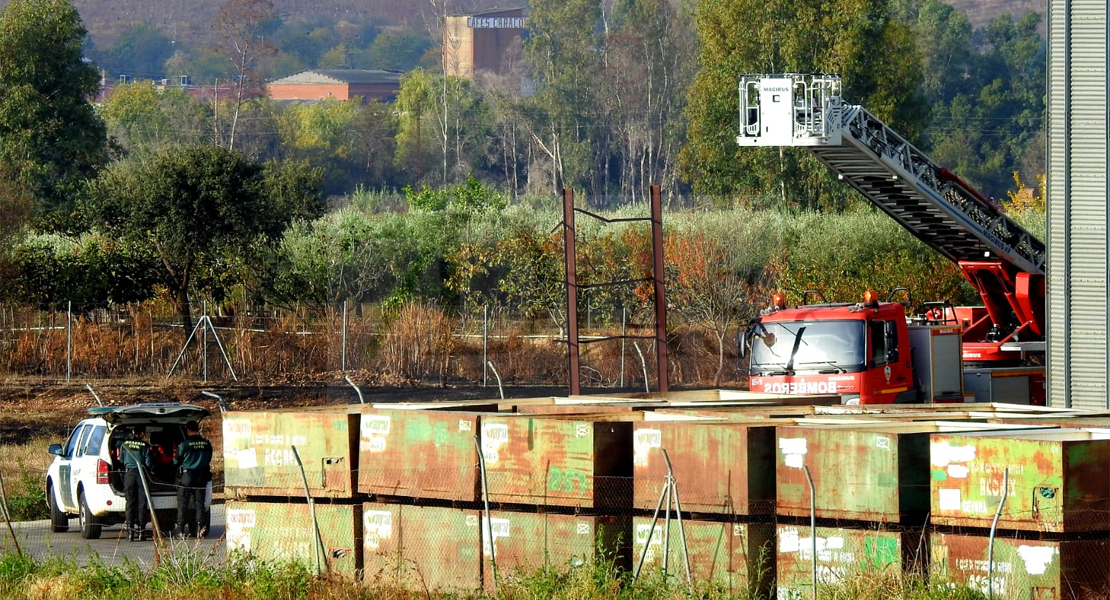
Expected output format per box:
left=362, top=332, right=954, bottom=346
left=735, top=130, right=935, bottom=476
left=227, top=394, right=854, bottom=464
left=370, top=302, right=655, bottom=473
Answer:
left=202, top=302, right=208, bottom=382
left=86, top=384, right=104, bottom=407
left=632, top=473, right=672, bottom=583
left=662, top=449, right=692, bottom=588
left=474, top=435, right=497, bottom=592
left=620, top=307, right=626, bottom=388
left=345, top=376, right=364, bottom=404
left=201, top=390, right=229, bottom=413
left=292, top=445, right=325, bottom=575
left=167, top=317, right=205, bottom=378
left=66, top=301, right=72, bottom=382
left=121, top=446, right=161, bottom=565
left=803, top=465, right=816, bottom=600
left=0, top=469, right=23, bottom=557
left=987, top=468, right=1009, bottom=600
left=563, top=188, right=580, bottom=396
left=661, top=483, right=671, bottom=577
left=487, top=361, right=504, bottom=400
left=649, top=185, right=668, bottom=392
left=341, top=300, right=348, bottom=373
left=205, top=317, right=238, bottom=381
left=483, top=305, right=489, bottom=387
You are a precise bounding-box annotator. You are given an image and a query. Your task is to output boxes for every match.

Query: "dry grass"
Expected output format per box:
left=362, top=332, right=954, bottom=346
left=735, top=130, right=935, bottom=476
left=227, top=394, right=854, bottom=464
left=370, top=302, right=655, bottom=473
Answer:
left=0, top=435, right=53, bottom=521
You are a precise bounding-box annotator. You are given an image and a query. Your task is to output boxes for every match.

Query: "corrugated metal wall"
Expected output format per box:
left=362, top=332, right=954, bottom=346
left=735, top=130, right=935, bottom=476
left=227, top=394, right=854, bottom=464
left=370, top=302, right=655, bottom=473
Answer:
left=1048, top=0, right=1110, bottom=409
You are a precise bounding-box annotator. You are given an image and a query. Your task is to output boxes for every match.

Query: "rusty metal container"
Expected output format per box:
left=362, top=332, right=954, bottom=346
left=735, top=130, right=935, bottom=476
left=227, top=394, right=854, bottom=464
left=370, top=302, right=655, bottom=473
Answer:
left=776, top=525, right=923, bottom=599
left=223, top=407, right=360, bottom=498
left=633, top=421, right=775, bottom=515
left=776, top=425, right=936, bottom=523
left=481, top=512, right=630, bottom=588
left=930, top=430, right=1110, bottom=532
left=517, top=402, right=663, bottom=415
left=480, top=415, right=633, bottom=508
left=357, top=409, right=481, bottom=501
left=363, top=503, right=482, bottom=591
left=632, top=517, right=773, bottom=596
left=930, top=533, right=1110, bottom=599
left=226, top=500, right=360, bottom=576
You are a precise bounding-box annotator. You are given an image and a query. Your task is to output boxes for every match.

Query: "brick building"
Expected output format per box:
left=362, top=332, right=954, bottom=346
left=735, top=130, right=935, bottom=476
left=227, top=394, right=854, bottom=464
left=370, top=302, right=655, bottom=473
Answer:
left=266, top=69, right=403, bottom=102
left=443, top=7, right=525, bottom=78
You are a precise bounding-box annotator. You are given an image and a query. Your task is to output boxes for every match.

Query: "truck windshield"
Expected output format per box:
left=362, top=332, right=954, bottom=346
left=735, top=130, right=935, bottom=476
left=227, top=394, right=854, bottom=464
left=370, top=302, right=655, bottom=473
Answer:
left=750, top=320, right=866, bottom=373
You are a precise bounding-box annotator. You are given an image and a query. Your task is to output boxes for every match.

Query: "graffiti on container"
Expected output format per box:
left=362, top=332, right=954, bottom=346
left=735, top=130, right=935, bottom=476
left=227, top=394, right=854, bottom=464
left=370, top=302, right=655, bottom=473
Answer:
left=548, top=467, right=589, bottom=494
left=633, top=429, right=662, bottom=467
left=264, top=448, right=300, bottom=467
left=363, top=510, right=393, bottom=551
left=481, top=423, right=509, bottom=463
left=951, top=558, right=1013, bottom=595
left=226, top=508, right=255, bottom=552
left=778, top=437, right=807, bottom=469
left=634, top=523, right=664, bottom=563
left=254, top=434, right=309, bottom=447
left=481, top=517, right=511, bottom=556
left=361, top=416, right=392, bottom=453
left=780, top=528, right=854, bottom=565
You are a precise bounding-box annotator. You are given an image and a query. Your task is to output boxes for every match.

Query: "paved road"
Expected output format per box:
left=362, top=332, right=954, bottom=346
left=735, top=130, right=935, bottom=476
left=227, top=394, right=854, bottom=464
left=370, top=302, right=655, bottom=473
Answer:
left=5, top=503, right=225, bottom=566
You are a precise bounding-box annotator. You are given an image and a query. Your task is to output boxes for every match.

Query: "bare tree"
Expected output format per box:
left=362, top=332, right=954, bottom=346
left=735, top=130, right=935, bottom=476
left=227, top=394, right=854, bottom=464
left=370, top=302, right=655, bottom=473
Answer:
left=213, top=0, right=277, bottom=152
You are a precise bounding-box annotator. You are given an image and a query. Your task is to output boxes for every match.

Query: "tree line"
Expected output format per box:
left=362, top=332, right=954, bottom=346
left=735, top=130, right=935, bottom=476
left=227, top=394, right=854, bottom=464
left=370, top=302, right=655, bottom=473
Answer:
left=0, top=0, right=1047, bottom=378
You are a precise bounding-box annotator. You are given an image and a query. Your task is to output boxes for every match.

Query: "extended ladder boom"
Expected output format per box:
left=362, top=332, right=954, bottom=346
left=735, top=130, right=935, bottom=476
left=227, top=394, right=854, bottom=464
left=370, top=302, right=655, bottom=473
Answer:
left=737, top=74, right=1044, bottom=274
left=737, top=74, right=1045, bottom=351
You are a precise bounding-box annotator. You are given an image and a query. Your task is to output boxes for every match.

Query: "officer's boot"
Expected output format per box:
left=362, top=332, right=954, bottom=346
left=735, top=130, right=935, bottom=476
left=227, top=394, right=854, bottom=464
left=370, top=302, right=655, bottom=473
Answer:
left=125, top=523, right=135, bottom=541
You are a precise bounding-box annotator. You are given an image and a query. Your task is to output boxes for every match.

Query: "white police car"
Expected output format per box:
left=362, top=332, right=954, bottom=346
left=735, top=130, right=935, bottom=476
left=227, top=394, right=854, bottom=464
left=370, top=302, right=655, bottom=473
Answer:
left=44, top=403, right=213, bottom=539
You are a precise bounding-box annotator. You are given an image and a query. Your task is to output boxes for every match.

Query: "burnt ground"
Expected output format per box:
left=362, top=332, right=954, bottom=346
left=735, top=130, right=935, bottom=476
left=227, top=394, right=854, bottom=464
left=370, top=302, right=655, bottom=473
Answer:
left=0, top=374, right=607, bottom=445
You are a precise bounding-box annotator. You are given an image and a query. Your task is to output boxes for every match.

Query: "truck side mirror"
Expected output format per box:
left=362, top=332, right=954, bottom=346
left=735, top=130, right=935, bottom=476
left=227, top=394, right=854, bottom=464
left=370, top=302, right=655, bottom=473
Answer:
left=737, top=330, right=748, bottom=359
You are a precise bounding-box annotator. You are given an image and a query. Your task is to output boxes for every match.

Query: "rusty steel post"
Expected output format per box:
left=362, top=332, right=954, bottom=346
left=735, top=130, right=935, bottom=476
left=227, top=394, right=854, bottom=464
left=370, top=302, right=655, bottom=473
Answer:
left=563, top=188, right=580, bottom=396
left=650, top=186, right=668, bottom=392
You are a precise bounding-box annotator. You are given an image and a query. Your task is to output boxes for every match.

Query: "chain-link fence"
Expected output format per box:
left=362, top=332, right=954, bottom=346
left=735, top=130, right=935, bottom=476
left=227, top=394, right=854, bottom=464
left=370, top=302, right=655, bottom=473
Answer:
left=0, top=301, right=742, bottom=390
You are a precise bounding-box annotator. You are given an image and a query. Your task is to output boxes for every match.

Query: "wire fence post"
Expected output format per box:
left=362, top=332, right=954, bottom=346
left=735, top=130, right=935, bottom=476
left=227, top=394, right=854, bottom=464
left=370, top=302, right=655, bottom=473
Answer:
left=292, top=445, right=325, bottom=576
left=987, top=467, right=1009, bottom=600
left=661, top=449, right=692, bottom=589
left=66, top=300, right=72, bottom=382
left=803, top=464, right=816, bottom=600
left=341, top=300, right=348, bottom=374
left=482, top=305, right=489, bottom=387
left=474, top=435, right=497, bottom=592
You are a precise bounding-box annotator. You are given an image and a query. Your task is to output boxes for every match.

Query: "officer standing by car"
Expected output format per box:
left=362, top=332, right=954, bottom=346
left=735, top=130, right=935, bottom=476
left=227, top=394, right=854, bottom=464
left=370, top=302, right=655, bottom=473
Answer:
left=116, top=425, right=152, bottom=542
left=174, top=420, right=213, bottom=539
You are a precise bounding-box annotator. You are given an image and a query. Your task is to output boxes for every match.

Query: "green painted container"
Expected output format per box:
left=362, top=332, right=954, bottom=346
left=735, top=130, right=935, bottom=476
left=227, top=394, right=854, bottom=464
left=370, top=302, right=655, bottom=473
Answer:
left=223, top=407, right=360, bottom=498
left=775, top=525, right=921, bottom=600
left=633, top=422, right=775, bottom=515
left=632, top=517, right=774, bottom=597
left=930, top=533, right=1110, bottom=599
left=482, top=512, right=630, bottom=589
left=776, top=425, right=934, bottom=523
left=930, top=430, right=1110, bottom=532
left=226, top=500, right=360, bottom=577
left=357, top=409, right=481, bottom=501
left=362, top=503, right=482, bottom=591
left=479, top=415, right=633, bottom=508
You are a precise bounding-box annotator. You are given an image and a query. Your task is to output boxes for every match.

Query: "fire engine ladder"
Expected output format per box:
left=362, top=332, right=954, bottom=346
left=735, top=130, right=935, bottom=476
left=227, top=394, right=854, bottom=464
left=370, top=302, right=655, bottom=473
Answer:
left=737, top=74, right=1046, bottom=346
left=738, top=74, right=1044, bottom=275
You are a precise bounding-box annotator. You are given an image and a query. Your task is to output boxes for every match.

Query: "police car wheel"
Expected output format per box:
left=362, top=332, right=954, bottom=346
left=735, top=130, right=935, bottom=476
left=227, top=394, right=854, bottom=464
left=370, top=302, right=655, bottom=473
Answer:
left=47, top=484, right=68, bottom=533
left=78, top=491, right=101, bottom=540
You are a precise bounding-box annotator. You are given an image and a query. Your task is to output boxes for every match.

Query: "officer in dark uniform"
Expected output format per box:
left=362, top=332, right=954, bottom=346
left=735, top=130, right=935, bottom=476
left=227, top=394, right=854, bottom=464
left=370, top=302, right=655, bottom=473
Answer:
left=116, top=425, right=152, bottom=542
left=174, top=420, right=213, bottom=539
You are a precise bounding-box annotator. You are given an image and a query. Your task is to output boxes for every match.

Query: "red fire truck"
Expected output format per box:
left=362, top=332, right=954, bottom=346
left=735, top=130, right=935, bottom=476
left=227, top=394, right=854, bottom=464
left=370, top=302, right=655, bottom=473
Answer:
left=735, top=75, right=1045, bottom=405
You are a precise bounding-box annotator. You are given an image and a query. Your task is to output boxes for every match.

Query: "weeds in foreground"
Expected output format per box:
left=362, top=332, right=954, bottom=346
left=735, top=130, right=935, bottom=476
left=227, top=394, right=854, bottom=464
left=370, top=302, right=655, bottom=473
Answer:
left=0, top=549, right=1007, bottom=600
left=2, top=459, right=49, bottom=522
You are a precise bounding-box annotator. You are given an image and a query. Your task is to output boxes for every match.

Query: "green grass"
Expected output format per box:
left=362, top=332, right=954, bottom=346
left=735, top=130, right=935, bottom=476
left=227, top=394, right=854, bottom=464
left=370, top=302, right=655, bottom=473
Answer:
left=0, top=548, right=999, bottom=600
